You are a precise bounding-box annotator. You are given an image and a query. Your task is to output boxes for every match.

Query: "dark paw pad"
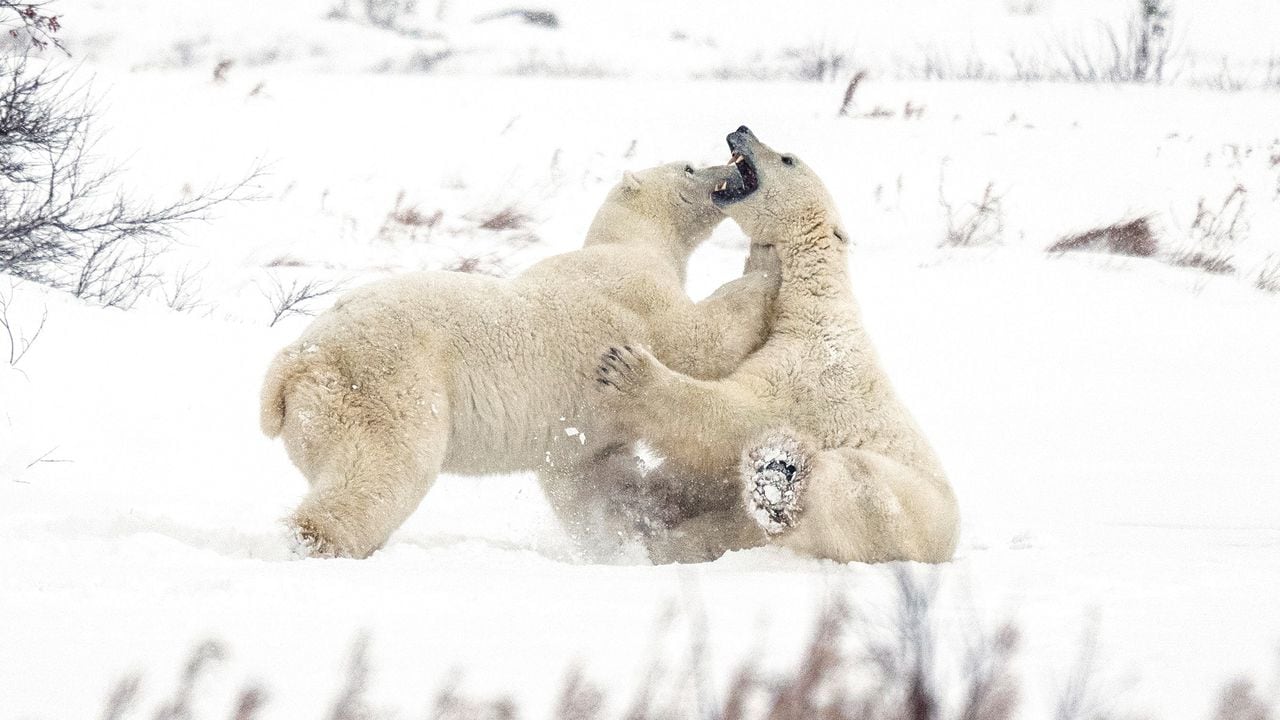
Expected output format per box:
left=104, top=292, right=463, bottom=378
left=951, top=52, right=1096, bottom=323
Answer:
left=764, top=459, right=797, bottom=481
left=746, top=447, right=807, bottom=535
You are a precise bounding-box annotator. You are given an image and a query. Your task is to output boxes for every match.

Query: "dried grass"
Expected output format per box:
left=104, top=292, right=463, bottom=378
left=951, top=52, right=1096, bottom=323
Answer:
left=476, top=206, right=531, bottom=232
left=1189, top=185, right=1247, bottom=250
left=1255, top=256, right=1280, bottom=294
left=941, top=180, right=1005, bottom=248
left=1160, top=185, right=1248, bottom=278
left=1047, top=217, right=1158, bottom=257
left=837, top=70, right=868, bottom=117
left=1212, top=679, right=1274, bottom=720
left=90, top=572, right=1277, bottom=720
left=1167, top=249, right=1237, bottom=275
left=378, top=190, right=444, bottom=242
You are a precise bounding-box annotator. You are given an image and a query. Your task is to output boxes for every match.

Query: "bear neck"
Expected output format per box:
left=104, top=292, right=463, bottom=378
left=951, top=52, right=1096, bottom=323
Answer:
left=584, top=204, right=705, bottom=276
left=769, top=225, right=858, bottom=329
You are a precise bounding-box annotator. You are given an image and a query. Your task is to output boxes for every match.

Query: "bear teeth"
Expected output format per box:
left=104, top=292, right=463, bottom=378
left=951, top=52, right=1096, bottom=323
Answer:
left=716, top=181, right=727, bottom=191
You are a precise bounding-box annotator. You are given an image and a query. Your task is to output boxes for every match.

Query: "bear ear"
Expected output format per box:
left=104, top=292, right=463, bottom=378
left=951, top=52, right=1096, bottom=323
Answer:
left=622, top=171, right=642, bottom=192
left=832, top=225, right=849, bottom=244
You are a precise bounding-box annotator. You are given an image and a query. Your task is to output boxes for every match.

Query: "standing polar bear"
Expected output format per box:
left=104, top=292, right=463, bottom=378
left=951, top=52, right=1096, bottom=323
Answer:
left=260, top=161, right=779, bottom=559
left=598, top=127, right=959, bottom=564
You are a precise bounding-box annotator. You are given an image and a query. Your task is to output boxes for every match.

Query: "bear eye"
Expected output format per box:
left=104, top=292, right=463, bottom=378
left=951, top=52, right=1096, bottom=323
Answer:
left=781, top=156, right=795, bottom=166
left=684, top=165, right=694, bottom=175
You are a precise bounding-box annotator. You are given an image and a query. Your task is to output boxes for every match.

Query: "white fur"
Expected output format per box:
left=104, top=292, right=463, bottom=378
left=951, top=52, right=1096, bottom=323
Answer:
left=598, top=132, right=959, bottom=565
left=260, top=162, right=779, bottom=558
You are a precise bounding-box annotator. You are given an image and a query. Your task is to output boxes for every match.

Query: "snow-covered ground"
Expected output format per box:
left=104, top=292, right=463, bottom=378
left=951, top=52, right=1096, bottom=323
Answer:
left=2, top=2, right=1280, bottom=718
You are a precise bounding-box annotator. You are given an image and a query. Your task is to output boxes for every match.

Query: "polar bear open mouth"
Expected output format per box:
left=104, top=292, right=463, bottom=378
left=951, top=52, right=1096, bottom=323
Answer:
left=712, top=152, right=759, bottom=205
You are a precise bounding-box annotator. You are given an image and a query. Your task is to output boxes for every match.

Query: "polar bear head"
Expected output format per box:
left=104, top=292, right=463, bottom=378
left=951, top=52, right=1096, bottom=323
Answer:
left=586, top=161, right=742, bottom=258
left=711, top=126, right=848, bottom=251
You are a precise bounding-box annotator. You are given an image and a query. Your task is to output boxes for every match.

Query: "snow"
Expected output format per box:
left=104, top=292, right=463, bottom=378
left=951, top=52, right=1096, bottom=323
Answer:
left=3, top=1, right=1280, bottom=718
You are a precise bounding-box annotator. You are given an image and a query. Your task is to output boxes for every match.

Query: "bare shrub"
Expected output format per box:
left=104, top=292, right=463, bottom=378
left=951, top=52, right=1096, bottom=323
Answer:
left=0, top=283, right=47, bottom=367
left=160, top=264, right=209, bottom=313
left=1131, top=0, right=1174, bottom=82
left=940, top=172, right=1005, bottom=248
left=0, top=49, right=257, bottom=308
left=1048, top=218, right=1159, bottom=257
left=784, top=43, right=848, bottom=82
left=1057, top=0, right=1174, bottom=84
left=261, top=275, right=343, bottom=327
left=2, top=1, right=64, bottom=52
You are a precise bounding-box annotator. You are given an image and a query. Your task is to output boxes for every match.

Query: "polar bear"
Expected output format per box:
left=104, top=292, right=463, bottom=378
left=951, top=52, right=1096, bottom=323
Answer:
left=597, top=127, right=959, bottom=564
left=260, top=161, right=779, bottom=559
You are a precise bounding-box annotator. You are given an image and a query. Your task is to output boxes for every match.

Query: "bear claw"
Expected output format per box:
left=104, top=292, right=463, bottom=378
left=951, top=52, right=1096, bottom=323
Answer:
left=594, top=344, right=653, bottom=394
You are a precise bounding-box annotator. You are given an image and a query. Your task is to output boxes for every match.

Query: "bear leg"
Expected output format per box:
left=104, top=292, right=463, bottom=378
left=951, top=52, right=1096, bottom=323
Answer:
left=742, top=437, right=959, bottom=564
left=281, top=371, right=451, bottom=559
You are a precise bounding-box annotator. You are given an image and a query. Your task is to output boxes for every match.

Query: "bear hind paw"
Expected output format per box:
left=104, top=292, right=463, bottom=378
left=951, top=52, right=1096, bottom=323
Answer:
left=743, top=431, right=812, bottom=535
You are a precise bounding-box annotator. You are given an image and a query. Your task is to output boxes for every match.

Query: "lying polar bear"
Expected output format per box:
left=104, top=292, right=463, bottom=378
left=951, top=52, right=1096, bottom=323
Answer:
left=260, top=161, right=778, bottom=558
left=598, top=127, right=959, bottom=564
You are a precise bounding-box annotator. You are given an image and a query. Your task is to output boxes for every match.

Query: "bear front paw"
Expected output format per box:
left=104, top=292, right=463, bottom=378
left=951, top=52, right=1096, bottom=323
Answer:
left=595, top=345, right=658, bottom=396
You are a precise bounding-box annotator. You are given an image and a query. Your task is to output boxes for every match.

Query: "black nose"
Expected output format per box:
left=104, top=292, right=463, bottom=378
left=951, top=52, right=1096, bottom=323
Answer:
left=727, top=125, right=755, bottom=150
